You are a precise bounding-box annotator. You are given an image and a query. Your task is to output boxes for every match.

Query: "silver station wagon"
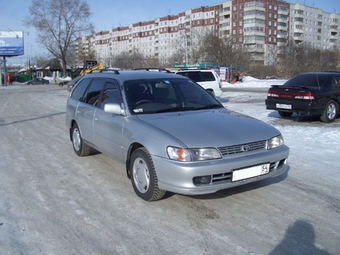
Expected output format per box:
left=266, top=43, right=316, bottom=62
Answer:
left=66, top=70, right=289, bottom=201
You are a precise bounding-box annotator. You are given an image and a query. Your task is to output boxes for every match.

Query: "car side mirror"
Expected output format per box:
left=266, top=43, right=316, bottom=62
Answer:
left=104, top=103, right=125, bottom=115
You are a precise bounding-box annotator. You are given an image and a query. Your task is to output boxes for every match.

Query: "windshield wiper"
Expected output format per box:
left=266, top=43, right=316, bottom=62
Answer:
left=195, top=104, right=223, bottom=110
left=155, top=107, right=196, bottom=113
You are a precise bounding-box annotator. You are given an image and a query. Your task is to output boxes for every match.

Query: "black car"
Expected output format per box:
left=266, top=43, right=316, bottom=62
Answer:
left=265, top=72, right=340, bottom=122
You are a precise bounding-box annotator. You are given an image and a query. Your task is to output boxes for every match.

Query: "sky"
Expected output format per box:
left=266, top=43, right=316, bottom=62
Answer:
left=0, top=0, right=338, bottom=65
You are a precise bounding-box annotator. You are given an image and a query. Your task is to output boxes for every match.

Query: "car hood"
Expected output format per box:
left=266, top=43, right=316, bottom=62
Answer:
left=137, top=108, right=280, bottom=148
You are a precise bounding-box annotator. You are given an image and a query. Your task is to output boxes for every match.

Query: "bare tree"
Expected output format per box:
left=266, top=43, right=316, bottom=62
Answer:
left=24, top=0, right=94, bottom=77
left=168, top=50, right=186, bottom=65
left=202, top=31, right=235, bottom=66
left=189, top=28, right=206, bottom=64
left=112, top=51, right=145, bottom=69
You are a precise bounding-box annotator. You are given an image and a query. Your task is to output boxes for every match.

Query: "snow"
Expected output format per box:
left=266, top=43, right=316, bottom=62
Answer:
left=222, top=75, right=287, bottom=88
left=220, top=76, right=339, bottom=193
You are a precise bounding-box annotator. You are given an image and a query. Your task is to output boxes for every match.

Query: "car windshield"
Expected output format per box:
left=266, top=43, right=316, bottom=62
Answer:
left=284, top=73, right=329, bottom=88
left=124, top=78, right=223, bottom=115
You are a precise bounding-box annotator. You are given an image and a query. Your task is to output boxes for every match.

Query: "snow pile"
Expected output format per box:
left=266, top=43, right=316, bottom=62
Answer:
left=222, top=76, right=287, bottom=88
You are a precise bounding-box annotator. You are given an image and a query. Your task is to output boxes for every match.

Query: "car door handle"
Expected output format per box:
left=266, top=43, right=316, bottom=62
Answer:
left=76, top=110, right=81, bottom=114
left=94, top=117, right=100, bottom=121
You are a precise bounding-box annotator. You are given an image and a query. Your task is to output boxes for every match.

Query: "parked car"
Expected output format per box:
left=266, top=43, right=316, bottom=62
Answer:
left=66, top=76, right=82, bottom=91
left=265, top=72, right=340, bottom=122
left=175, top=69, right=223, bottom=98
left=66, top=71, right=289, bottom=201
left=25, top=78, right=50, bottom=85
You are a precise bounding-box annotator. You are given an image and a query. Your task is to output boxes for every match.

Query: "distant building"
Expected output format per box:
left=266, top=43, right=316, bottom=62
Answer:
left=74, top=0, right=340, bottom=66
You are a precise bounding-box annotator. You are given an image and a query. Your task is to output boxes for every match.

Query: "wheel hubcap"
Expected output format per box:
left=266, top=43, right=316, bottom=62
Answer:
left=327, top=104, right=336, bottom=120
left=72, top=128, right=81, bottom=151
left=132, top=157, right=150, bottom=193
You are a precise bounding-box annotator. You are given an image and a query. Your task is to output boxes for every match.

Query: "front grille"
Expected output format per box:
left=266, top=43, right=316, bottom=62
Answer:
left=218, top=140, right=266, bottom=156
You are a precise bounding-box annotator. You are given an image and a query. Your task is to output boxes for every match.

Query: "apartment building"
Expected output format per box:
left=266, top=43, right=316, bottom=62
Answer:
left=74, top=0, right=340, bottom=66
left=290, top=3, right=339, bottom=50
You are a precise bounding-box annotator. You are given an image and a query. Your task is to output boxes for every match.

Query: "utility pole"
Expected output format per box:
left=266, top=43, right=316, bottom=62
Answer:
left=0, top=57, right=8, bottom=86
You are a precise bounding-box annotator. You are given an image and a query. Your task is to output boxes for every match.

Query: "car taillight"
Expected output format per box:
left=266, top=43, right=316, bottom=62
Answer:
left=267, top=92, right=279, bottom=97
left=294, top=92, right=314, bottom=100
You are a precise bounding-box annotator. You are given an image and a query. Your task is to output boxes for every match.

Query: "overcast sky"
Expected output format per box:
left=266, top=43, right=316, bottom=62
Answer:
left=0, top=0, right=338, bottom=65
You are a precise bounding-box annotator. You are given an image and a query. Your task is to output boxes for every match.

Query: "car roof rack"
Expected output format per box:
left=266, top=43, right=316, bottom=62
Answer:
left=133, top=68, right=171, bottom=73
left=88, top=68, right=120, bottom=74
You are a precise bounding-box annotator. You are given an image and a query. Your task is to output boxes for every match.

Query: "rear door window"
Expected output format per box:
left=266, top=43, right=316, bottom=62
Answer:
left=71, top=78, right=92, bottom=101
left=84, top=79, right=106, bottom=106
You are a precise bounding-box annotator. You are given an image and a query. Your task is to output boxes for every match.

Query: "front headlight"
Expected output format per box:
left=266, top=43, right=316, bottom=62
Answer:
left=167, top=146, right=222, bottom=162
left=267, top=135, right=284, bottom=150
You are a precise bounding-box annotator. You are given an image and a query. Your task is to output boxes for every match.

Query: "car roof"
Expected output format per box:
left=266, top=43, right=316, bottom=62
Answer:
left=299, top=71, right=340, bottom=76
left=177, top=69, right=214, bottom=72
left=82, top=70, right=188, bottom=82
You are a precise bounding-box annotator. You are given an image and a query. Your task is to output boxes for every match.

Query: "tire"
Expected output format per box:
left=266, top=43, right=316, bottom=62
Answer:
left=71, top=123, right=91, bottom=156
left=278, top=110, right=293, bottom=118
left=130, top=148, right=166, bottom=201
left=320, top=100, right=338, bottom=123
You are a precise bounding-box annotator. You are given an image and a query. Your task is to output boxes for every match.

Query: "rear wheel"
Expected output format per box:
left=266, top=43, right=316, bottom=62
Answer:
left=130, top=148, right=165, bottom=201
left=71, top=123, right=91, bottom=156
left=320, top=100, right=338, bottom=123
left=278, top=110, right=293, bottom=118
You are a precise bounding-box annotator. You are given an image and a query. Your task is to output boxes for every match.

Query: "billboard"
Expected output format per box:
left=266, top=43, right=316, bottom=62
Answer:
left=0, top=31, right=24, bottom=56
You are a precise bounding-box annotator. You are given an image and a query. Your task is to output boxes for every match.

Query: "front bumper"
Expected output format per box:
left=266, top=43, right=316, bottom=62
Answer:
left=152, top=145, right=289, bottom=195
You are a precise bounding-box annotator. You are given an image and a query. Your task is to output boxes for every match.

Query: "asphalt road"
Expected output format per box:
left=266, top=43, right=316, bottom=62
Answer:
left=0, top=84, right=339, bottom=255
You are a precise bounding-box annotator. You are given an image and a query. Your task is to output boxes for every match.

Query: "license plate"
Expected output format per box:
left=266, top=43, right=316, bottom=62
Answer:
left=276, top=103, right=292, bottom=109
left=232, top=163, right=270, bottom=182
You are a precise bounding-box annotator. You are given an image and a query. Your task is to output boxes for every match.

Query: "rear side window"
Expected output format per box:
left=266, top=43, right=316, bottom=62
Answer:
left=177, top=71, right=215, bottom=82
left=85, top=79, right=106, bottom=106
left=200, top=72, right=215, bottom=81
left=71, top=78, right=92, bottom=101
left=178, top=72, right=202, bottom=82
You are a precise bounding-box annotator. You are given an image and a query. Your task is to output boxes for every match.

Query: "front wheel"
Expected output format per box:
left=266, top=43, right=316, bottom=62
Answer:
left=71, top=123, right=91, bottom=156
left=130, top=148, right=165, bottom=201
left=320, top=100, right=338, bottom=123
